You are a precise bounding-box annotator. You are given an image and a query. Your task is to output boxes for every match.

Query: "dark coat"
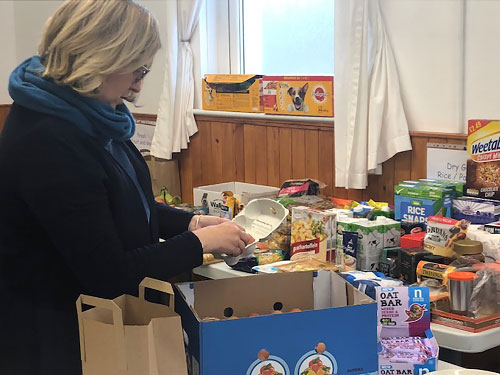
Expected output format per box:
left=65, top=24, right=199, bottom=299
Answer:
left=0, top=103, right=203, bottom=375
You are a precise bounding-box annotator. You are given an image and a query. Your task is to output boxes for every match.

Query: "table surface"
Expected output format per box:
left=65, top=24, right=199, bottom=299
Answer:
left=437, top=360, right=464, bottom=370
left=193, top=263, right=500, bottom=353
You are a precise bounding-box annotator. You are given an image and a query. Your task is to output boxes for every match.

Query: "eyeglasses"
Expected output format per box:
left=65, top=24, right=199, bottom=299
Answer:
left=133, top=65, right=150, bottom=83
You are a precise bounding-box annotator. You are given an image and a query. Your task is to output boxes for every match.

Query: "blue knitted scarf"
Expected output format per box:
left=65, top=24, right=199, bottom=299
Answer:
left=9, top=55, right=135, bottom=145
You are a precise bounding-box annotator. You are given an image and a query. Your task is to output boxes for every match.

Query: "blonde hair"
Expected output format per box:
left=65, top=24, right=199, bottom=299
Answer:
left=38, top=0, right=161, bottom=98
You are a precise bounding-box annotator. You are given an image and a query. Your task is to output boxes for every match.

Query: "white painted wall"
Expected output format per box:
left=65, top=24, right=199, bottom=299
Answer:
left=0, top=1, right=16, bottom=104
left=0, top=0, right=176, bottom=115
left=1, top=1, right=500, bottom=133
left=464, top=0, right=500, bottom=125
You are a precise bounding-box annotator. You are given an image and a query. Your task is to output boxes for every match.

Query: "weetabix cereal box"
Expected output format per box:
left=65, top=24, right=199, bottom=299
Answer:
left=466, top=120, right=500, bottom=200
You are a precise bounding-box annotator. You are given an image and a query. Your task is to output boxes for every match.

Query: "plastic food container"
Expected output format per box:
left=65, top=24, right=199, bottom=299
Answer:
left=453, top=240, right=485, bottom=262
left=448, top=272, right=476, bottom=316
left=224, top=199, right=289, bottom=266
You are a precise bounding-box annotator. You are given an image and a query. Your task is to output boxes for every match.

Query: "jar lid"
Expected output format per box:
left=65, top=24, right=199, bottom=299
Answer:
left=448, top=271, right=476, bottom=281
left=453, top=240, right=483, bottom=255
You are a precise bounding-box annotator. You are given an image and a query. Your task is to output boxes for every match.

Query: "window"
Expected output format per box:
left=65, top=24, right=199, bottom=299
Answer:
left=239, top=0, right=334, bottom=75
left=198, top=0, right=334, bottom=79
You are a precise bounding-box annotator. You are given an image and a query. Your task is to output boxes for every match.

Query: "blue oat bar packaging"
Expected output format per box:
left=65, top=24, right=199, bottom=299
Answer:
left=175, top=271, right=378, bottom=375
left=377, top=286, right=438, bottom=375
left=394, top=183, right=453, bottom=223
left=466, top=120, right=500, bottom=200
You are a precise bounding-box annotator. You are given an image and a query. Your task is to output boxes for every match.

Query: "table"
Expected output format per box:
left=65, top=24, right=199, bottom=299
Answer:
left=437, top=360, right=464, bottom=370
left=193, top=263, right=500, bottom=361
left=193, top=261, right=253, bottom=279
left=431, top=323, right=500, bottom=353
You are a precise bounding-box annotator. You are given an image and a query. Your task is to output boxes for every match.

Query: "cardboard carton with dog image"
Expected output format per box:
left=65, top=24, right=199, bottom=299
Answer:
left=202, top=74, right=263, bottom=113
left=263, top=76, right=334, bottom=117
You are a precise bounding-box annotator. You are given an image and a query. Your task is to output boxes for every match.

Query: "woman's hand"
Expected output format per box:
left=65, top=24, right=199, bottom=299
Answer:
left=193, top=222, right=255, bottom=256
left=188, top=215, right=229, bottom=231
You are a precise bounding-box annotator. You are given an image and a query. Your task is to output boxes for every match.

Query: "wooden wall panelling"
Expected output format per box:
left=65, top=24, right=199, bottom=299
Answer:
left=266, top=127, right=281, bottom=187
left=348, top=189, right=364, bottom=202
left=1, top=106, right=470, bottom=205
left=278, top=128, right=293, bottom=186
left=254, top=125, right=268, bottom=185
left=410, top=136, right=428, bottom=180
left=394, top=150, right=412, bottom=185
left=243, top=124, right=257, bottom=183
left=233, top=123, right=245, bottom=182
left=210, top=121, right=229, bottom=183
left=291, top=129, right=306, bottom=179
left=198, top=120, right=214, bottom=186
left=0, top=104, right=12, bottom=134
left=304, top=130, right=320, bottom=182
left=380, top=157, right=395, bottom=203
left=318, top=129, right=334, bottom=197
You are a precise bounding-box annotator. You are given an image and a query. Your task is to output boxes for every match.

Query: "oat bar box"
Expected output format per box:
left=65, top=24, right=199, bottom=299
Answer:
left=466, top=120, right=500, bottom=200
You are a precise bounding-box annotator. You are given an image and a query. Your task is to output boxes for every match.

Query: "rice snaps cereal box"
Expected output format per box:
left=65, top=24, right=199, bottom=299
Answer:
left=466, top=120, right=500, bottom=200
left=394, top=183, right=453, bottom=223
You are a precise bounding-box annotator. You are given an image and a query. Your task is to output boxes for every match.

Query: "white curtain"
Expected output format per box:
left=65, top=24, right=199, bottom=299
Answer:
left=334, top=0, right=412, bottom=189
left=151, top=0, right=203, bottom=160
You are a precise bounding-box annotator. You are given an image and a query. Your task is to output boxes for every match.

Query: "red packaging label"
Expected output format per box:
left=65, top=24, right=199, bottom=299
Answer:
left=291, top=238, right=320, bottom=257
left=278, top=182, right=310, bottom=197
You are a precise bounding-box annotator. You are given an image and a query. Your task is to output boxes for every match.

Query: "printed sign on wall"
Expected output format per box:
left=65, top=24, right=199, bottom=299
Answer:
left=426, top=143, right=467, bottom=183
left=131, top=119, right=155, bottom=153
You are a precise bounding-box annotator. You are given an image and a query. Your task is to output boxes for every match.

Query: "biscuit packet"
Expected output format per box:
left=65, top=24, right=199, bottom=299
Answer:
left=423, top=216, right=469, bottom=258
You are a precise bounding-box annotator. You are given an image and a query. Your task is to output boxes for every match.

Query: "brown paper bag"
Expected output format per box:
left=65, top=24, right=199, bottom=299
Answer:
left=76, top=278, right=187, bottom=375
left=145, top=156, right=181, bottom=198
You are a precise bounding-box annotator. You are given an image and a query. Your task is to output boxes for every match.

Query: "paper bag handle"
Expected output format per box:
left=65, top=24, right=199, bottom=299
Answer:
left=76, top=295, right=127, bottom=375
left=138, top=277, right=175, bottom=310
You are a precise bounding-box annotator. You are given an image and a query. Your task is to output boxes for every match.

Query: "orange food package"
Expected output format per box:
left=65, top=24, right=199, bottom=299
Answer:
left=276, top=257, right=339, bottom=273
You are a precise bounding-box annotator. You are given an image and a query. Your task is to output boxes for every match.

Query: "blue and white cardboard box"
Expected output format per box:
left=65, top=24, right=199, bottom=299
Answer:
left=452, top=196, right=500, bottom=224
left=175, top=271, right=378, bottom=375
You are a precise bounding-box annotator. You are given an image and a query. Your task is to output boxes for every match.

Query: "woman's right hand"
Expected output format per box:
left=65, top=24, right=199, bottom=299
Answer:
left=193, top=221, right=255, bottom=256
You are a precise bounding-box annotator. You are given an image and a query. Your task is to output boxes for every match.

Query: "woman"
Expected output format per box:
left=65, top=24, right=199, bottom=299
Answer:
left=0, top=1, right=253, bottom=374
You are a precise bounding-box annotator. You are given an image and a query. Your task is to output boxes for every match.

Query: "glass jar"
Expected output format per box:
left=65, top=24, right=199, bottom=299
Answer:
left=453, top=240, right=485, bottom=263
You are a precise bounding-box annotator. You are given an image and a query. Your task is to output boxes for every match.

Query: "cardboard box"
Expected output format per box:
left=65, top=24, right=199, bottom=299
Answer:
left=202, top=74, right=263, bottom=113
left=485, top=221, right=500, bottom=234
left=290, top=206, right=339, bottom=264
left=466, top=119, right=500, bottom=200
left=399, top=248, right=431, bottom=284
left=377, top=286, right=439, bottom=375
left=76, top=278, right=187, bottom=375
left=263, top=76, right=334, bottom=117
left=175, top=271, right=377, bottom=375
left=193, top=182, right=280, bottom=219
left=453, top=196, right=500, bottom=224
left=394, top=183, right=453, bottom=222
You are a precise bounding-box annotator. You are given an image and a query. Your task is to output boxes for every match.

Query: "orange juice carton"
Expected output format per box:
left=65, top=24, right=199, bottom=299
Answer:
left=262, top=76, right=334, bottom=117
left=466, top=120, right=500, bottom=200
left=202, top=74, right=263, bottom=113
